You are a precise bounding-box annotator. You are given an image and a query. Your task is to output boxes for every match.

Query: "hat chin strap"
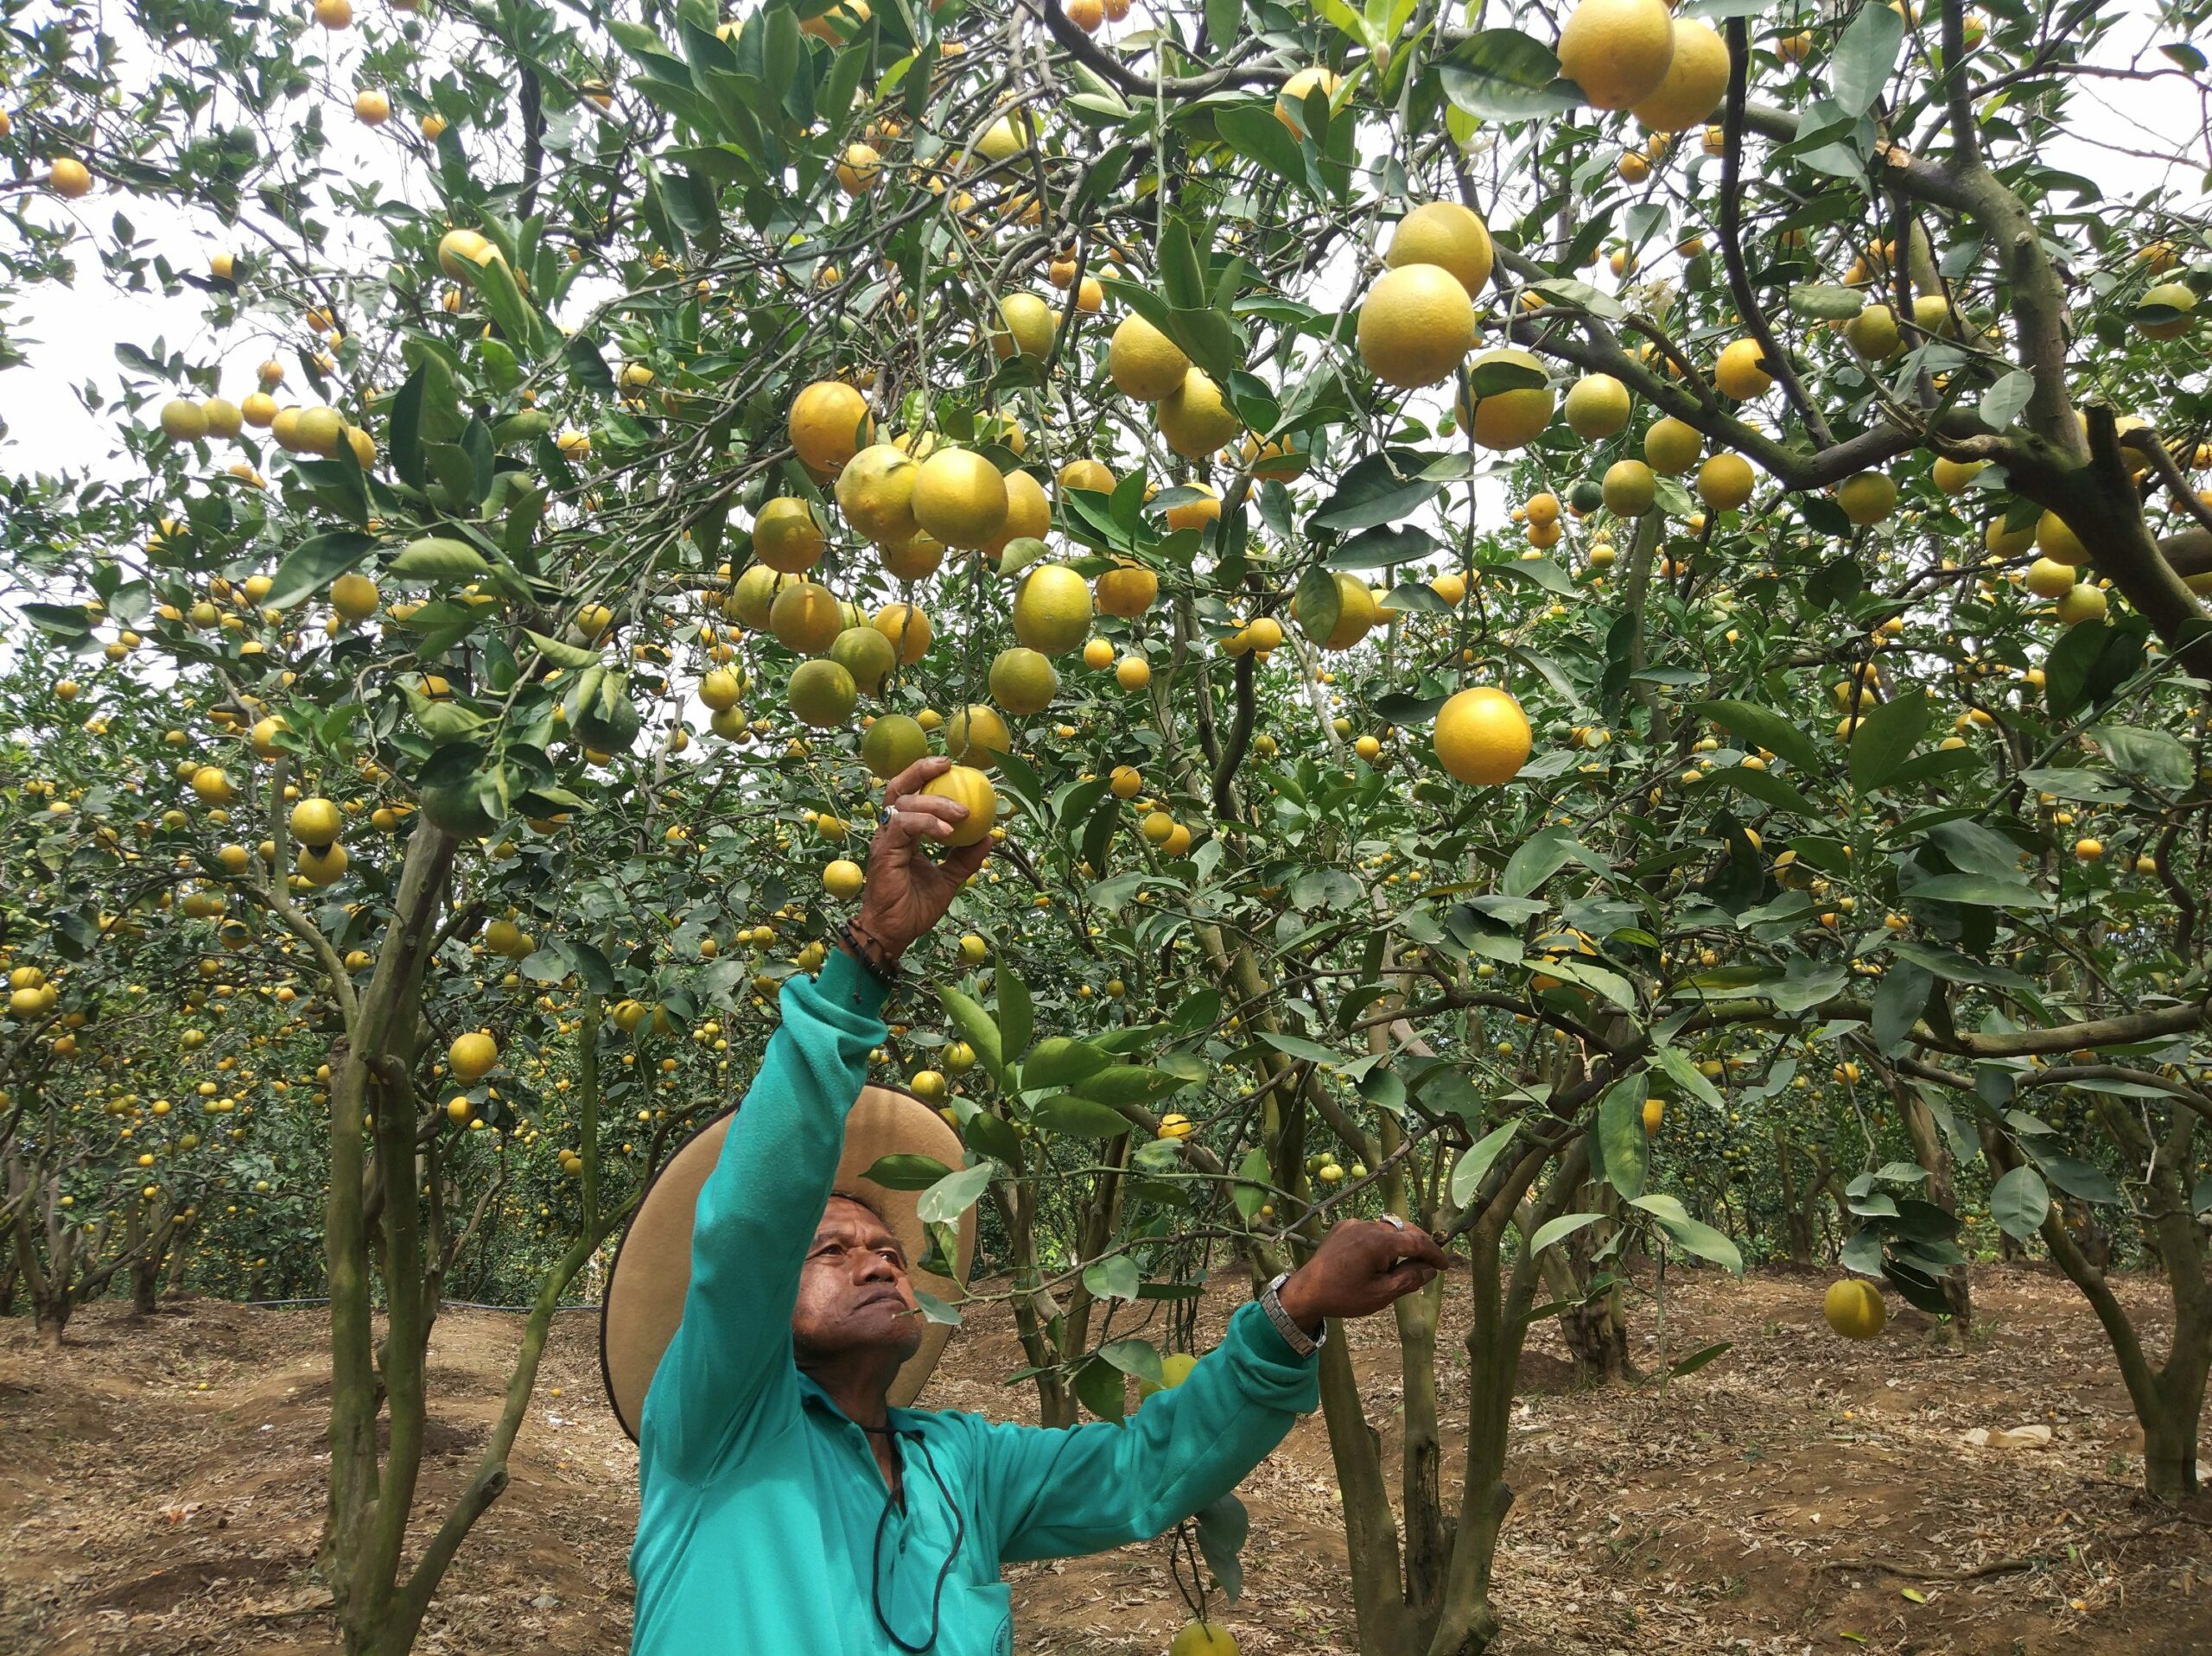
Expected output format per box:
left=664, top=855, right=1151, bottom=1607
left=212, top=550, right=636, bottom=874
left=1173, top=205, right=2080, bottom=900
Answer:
left=870, top=1430, right=965, bottom=1654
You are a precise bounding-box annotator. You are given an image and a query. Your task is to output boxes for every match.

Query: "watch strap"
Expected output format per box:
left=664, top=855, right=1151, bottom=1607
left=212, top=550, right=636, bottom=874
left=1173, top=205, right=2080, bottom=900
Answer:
left=1261, top=1271, right=1325, bottom=1357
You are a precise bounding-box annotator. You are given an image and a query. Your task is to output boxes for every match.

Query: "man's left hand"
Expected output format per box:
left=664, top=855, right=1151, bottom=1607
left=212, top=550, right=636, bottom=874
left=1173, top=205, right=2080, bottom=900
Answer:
left=845, top=756, right=993, bottom=965
left=1275, top=1219, right=1449, bottom=1330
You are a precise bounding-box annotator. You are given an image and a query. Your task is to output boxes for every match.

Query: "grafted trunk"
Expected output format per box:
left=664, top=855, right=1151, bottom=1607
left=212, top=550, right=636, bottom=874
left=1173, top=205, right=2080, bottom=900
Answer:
left=1898, top=1088, right=1971, bottom=1332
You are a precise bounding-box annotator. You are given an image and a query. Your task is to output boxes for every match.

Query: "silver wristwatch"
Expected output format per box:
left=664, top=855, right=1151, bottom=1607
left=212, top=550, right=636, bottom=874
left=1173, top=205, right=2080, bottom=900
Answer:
left=1261, top=1271, right=1325, bottom=1357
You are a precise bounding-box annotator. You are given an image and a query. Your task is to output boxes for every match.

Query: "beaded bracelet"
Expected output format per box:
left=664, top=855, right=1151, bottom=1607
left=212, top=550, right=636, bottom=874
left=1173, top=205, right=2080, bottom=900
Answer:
left=833, top=917, right=901, bottom=987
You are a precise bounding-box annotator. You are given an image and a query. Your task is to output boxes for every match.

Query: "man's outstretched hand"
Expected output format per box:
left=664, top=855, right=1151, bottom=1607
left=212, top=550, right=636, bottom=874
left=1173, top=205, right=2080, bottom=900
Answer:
left=1275, top=1219, right=1450, bottom=1331
left=845, top=756, right=992, bottom=965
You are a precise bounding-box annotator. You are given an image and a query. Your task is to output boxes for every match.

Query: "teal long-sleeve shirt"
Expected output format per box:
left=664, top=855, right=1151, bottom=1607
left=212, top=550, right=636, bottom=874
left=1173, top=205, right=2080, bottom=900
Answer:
left=628, top=949, right=1319, bottom=1655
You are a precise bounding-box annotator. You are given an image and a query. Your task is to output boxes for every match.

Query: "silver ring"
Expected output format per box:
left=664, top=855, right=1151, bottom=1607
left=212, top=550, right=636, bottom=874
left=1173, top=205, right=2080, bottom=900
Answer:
left=1381, top=1215, right=1407, bottom=1231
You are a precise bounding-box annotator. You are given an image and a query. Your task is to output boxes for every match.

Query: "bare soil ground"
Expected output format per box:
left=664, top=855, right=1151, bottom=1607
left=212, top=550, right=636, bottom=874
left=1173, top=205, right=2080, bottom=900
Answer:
left=2, top=1264, right=2207, bottom=1655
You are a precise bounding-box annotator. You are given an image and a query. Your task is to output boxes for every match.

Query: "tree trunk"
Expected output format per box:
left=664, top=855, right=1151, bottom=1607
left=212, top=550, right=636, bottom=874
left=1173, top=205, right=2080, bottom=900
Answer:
left=1898, top=1087, right=1971, bottom=1331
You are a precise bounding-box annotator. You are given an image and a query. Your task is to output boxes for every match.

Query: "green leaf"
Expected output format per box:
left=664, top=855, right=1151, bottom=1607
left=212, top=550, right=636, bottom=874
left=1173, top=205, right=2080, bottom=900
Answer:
left=1439, top=29, right=1580, bottom=120
left=1695, top=764, right=1819, bottom=818
left=916, top=1160, right=994, bottom=1224
left=1901, top=872, right=2052, bottom=910
left=1849, top=689, right=1930, bottom=792
left=862, top=1152, right=954, bottom=1190
left=1194, top=1493, right=1249, bottom=1602
left=962, top=1108, right=1022, bottom=1166
left=1022, top=1036, right=1110, bottom=1092
left=1630, top=1193, right=1743, bottom=1272
left=1084, top=1255, right=1142, bottom=1301
left=1232, top=1145, right=1272, bottom=1221
left=1257, top=1031, right=1343, bottom=1065
left=1789, top=282, right=1867, bottom=321
left=1075, top=1065, right=1191, bottom=1107
left=1656, top=1341, right=1732, bottom=1380
left=1980, top=370, right=2036, bottom=431
left=1073, top=1353, right=1127, bottom=1423
left=1654, top=1046, right=1724, bottom=1108
left=1215, top=101, right=1306, bottom=188
left=1449, top=1117, right=1522, bottom=1209
left=1503, top=824, right=1597, bottom=898
left=567, top=333, right=617, bottom=393
left=1597, top=1073, right=1649, bottom=1199
left=1692, top=699, right=1824, bottom=777
left=996, top=962, right=1032, bottom=1064
left=938, top=986, right=1006, bottom=1088
left=521, top=628, right=601, bottom=669
left=1529, top=1211, right=1607, bottom=1254
left=1831, top=1, right=1906, bottom=116
left=1988, top=1164, right=2049, bottom=1241
left=2088, top=723, right=2191, bottom=791
left=1311, top=449, right=1444, bottom=531
left=2044, top=616, right=2148, bottom=718
left=263, top=530, right=378, bottom=611
left=1033, top=1093, right=1134, bottom=1139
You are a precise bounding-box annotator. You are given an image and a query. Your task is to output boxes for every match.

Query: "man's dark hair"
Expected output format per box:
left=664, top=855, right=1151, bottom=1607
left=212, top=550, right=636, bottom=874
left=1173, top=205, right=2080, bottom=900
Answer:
left=826, top=1187, right=887, bottom=1224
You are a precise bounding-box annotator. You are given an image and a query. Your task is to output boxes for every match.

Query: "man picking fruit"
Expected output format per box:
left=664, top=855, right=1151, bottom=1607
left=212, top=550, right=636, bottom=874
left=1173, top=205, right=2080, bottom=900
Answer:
left=602, top=755, right=1446, bottom=1654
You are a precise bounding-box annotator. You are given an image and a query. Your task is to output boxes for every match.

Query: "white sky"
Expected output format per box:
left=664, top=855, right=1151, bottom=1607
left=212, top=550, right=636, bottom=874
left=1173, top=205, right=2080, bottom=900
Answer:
left=1, top=3, right=2202, bottom=495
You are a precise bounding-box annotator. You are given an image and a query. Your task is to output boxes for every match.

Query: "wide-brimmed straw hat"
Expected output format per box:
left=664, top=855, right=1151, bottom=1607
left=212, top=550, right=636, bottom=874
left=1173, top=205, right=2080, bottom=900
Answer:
left=600, top=1084, right=976, bottom=1439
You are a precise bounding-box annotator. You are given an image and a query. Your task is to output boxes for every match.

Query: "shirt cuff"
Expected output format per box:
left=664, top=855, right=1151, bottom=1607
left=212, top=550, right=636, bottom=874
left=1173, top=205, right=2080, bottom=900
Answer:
left=817, top=944, right=892, bottom=1018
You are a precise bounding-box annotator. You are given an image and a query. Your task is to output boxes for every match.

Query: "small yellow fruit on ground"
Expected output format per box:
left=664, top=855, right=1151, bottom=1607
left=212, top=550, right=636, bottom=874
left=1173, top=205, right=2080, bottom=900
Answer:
left=1631, top=18, right=1728, bottom=131
left=449, top=1031, right=499, bottom=1082
left=823, top=859, right=865, bottom=899
left=1386, top=202, right=1493, bottom=297
left=790, top=381, right=874, bottom=473
left=1823, top=1278, right=1886, bottom=1340
left=1557, top=0, right=1676, bottom=111
left=1158, top=368, right=1242, bottom=459
left=1108, top=314, right=1191, bottom=401
left=918, top=765, right=996, bottom=847
left=1433, top=687, right=1532, bottom=785
left=1358, top=263, right=1476, bottom=390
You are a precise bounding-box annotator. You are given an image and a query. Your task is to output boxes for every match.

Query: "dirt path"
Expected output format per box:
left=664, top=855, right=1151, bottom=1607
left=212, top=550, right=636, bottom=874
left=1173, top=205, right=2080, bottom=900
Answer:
left=2, top=1265, right=2206, bottom=1654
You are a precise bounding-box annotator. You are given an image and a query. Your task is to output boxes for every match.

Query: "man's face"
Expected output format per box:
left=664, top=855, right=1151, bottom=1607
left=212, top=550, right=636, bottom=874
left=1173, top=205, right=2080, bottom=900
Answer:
left=791, top=1196, right=923, bottom=1367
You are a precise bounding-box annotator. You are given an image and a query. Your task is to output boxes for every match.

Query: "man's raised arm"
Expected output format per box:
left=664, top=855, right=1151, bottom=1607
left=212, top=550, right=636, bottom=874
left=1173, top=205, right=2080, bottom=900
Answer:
left=640, top=758, right=990, bottom=1478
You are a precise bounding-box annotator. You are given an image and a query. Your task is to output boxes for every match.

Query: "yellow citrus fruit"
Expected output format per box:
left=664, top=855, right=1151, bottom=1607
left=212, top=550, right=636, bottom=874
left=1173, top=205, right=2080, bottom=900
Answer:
left=1913, top=293, right=1954, bottom=336
left=1141, top=809, right=1175, bottom=845
left=988, top=646, right=1059, bottom=714
left=830, top=625, right=897, bottom=693
left=1986, top=516, right=2036, bottom=558
left=159, top=398, right=209, bottom=441
left=289, top=797, right=342, bottom=847
left=1931, top=456, right=1985, bottom=495
left=1433, top=687, right=1531, bottom=786
left=1602, top=459, right=1656, bottom=517
left=987, top=469, right=1051, bottom=554
left=2025, top=556, right=2077, bottom=600
left=699, top=668, right=744, bottom=710
left=989, top=293, right=1056, bottom=360
left=1107, top=314, right=1191, bottom=401
left=48, top=156, right=93, bottom=197
left=1823, top=1278, right=1886, bottom=1340
left=729, top=564, right=791, bottom=630
left=240, top=391, right=278, bottom=428
left=329, top=572, right=379, bottom=622
left=1294, top=572, right=1376, bottom=651
left=873, top=602, right=933, bottom=664
left=1713, top=338, right=1774, bottom=400
left=790, top=381, right=874, bottom=473
left=1835, top=473, right=1897, bottom=526
left=1845, top=304, right=1902, bottom=358
left=917, top=765, right=996, bottom=848
left=1563, top=373, right=1631, bottom=439
left=753, top=498, right=827, bottom=573
left=449, top=1031, right=499, bottom=1081
left=1696, top=453, right=1755, bottom=512
left=1164, top=484, right=1221, bottom=531
left=835, top=142, right=880, bottom=194
left=1630, top=18, right=1729, bottom=130
left=882, top=531, right=945, bottom=583
left=296, top=842, right=348, bottom=886
left=787, top=659, right=858, bottom=727
left=1109, top=765, right=1142, bottom=798
left=769, top=581, right=842, bottom=654
left=1358, top=263, right=1476, bottom=389
left=1096, top=560, right=1159, bottom=617
left=295, top=406, right=344, bottom=456
left=1274, top=66, right=1340, bottom=131
left=945, top=705, right=1011, bottom=768
left=861, top=714, right=928, bottom=779
left=1059, top=457, right=1116, bottom=495
left=1116, top=654, right=1151, bottom=691
left=1430, top=571, right=1467, bottom=606
left=1644, top=416, right=1703, bottom=475
left=912, top=448, right=1010, bottom=549
left=2137, top=281, right=2196, bottom=340
left=836, top=443, right=920, bottom=547
left=1012, top=564, right=1095, bottom=655
left=974, top=112, right=1027, bottom=163
left=1385, top=202, right=1493, bottom=297
left=2056, top=583, right=2107, bottom=626
left=1643, top=1097, right=1665, bottom=1134
left=1557, top=0, right=1677, bottom=111
left=823, top=859, right=865, bottom=899
left=2036, top=511, right=2088, bottom=563
left=201, top=397, right=243, bottom=439
left=1459, top=348, right=1554, bottom=449
left=1158, top=368, right=1242, bottom=459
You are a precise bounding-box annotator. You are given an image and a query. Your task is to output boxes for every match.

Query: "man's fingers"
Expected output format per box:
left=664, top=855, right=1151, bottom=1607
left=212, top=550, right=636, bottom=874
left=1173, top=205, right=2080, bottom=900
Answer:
left=942, top=838, right=993, bottom=881
left=1391, top=1228, right=1451, bottom=1271
left=893, top=793, right=969, bottom=826
left=880, top=754, right=953, bottom=809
